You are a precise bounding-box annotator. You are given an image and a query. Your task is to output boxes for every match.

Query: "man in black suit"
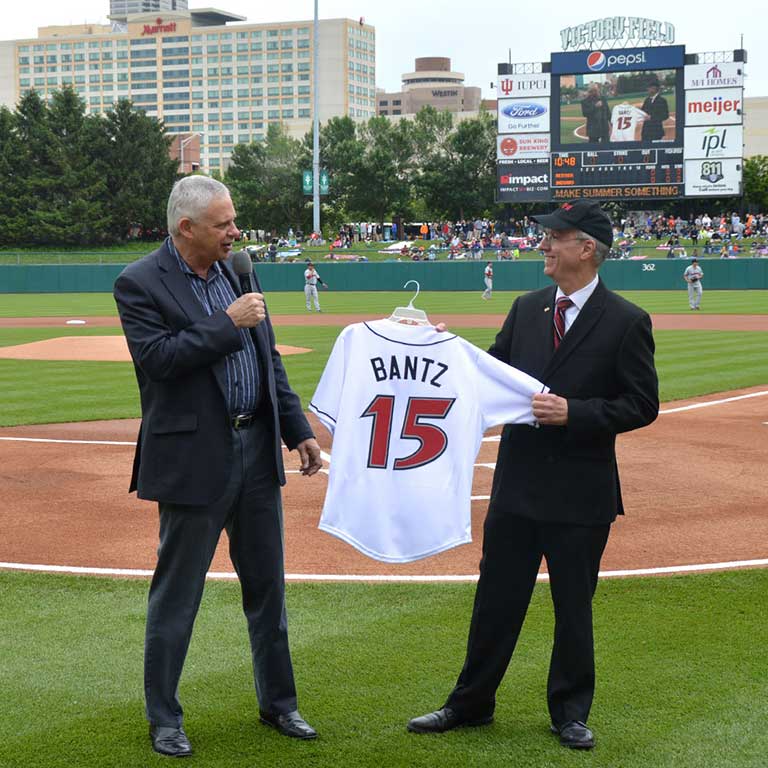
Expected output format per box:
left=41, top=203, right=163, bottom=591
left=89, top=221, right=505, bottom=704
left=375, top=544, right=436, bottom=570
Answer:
left=407, top=200, right=659, bottom=749
left=580, top=83, right=610, bottom=144
left=641, top=77, right=669, bottom=141
left=114, top=176, right=322, bottom=757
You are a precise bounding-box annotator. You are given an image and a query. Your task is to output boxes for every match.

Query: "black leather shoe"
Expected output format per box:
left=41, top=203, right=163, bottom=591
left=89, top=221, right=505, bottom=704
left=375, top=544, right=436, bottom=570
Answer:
left=407, top=707, right=493, bottom=734
left=149, top=725, right=192, bottom=757
left=259, top=710, right=318, bottom=740
left=551, top=720, right=595, bottom=749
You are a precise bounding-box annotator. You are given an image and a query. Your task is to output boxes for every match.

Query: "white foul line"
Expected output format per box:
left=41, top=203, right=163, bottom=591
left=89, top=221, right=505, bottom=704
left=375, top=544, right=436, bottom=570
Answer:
left=660, top=390, right=768, bottom=414
left=0, top=436, right=137, bottom=446
left=0, top=558, right=766, bottom=582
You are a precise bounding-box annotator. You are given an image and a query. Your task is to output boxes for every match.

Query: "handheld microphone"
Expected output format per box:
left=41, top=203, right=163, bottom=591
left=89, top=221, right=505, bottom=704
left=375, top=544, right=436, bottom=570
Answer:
left=232, top=250, right=255, bottom=294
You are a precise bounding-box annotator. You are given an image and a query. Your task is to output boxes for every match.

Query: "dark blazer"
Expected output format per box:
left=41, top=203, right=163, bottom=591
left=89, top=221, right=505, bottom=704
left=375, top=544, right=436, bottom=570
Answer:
left=640, top=94, right=669, bottom=141
left=114, top=241, right=313, bottom=506
left=487, top=279, right=659, bottom=525
left=580, top=95, right=610, bottom=142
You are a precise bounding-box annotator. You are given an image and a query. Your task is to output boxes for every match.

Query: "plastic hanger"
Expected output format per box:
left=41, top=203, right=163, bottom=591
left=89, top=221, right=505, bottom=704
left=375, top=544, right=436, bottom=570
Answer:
left=388, top=280, right=429, bottom=325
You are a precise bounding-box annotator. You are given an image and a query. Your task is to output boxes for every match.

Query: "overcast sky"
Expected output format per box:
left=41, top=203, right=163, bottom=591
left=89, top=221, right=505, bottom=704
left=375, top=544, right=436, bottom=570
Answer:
left=3, top=1, right=765, bottom=98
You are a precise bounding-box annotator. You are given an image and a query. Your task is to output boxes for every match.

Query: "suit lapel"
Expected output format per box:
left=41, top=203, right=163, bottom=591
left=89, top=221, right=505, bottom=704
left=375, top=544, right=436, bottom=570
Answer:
left=542, top=279, right=607, bottom=380
left=157, top=241, right=208, bottom=324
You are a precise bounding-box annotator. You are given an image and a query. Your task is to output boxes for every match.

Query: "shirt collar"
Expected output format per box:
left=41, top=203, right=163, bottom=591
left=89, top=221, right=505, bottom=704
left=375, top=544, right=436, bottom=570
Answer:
left=168, top=236, right=223, bottom=280
left=556, top=274, right=599, bottom=311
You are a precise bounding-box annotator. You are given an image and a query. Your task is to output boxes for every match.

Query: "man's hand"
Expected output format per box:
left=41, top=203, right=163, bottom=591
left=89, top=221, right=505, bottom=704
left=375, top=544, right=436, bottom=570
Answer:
left=532, top=393, right=568, bottom=426
left=296, top=438, right=323, bottom=476
left=226, top=293, right=266, bottom=328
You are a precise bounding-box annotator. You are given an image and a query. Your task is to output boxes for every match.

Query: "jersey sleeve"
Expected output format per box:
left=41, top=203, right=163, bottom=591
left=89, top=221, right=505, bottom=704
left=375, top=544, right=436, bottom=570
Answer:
left=472, top=345, right=547, bottom=431
left=309, top=326, right=350, bottom=434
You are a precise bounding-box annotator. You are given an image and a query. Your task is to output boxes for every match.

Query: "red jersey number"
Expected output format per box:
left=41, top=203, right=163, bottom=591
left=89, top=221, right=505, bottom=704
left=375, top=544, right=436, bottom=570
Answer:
left=361, top=395, right=455, bottom=470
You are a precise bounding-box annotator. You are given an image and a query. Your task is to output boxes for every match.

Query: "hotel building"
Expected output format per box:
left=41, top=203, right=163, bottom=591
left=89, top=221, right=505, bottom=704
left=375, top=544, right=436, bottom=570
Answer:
left=0, top=7, right=376, bottom=172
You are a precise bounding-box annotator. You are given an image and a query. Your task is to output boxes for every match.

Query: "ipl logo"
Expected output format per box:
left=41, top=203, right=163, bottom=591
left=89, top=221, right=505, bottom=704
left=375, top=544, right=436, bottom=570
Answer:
left=587, top=51, right=607, bottom=71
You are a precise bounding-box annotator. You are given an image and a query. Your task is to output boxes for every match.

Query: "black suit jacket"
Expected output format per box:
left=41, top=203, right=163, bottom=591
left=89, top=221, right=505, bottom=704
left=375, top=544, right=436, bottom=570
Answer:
left=487, top=280, right=659, bottom=525
left=640, top=94, right=669, bottom=141
left=114, top=241, right=313, bottom=506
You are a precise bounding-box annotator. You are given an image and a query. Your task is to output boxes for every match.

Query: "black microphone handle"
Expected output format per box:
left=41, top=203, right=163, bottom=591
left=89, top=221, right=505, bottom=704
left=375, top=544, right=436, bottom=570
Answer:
left=239, top=273, right=254, bottom=294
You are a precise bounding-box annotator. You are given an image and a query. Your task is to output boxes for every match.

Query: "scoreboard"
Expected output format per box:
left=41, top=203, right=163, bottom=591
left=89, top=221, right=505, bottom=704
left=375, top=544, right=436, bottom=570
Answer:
left=496, top=40, right=745, bottom=203
left=550, top=148, right=684, bottom=199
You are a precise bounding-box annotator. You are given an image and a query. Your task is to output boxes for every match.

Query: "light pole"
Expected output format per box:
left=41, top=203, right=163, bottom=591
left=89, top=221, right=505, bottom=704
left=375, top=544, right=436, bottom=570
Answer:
left=179, top=132, right=201, bottom=175
left=312, top=0, right=320, bottom=237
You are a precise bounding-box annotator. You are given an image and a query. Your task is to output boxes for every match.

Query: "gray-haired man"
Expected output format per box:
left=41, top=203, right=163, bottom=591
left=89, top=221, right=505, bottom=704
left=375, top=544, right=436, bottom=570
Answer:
left=114, top=176, right=321, bottom=757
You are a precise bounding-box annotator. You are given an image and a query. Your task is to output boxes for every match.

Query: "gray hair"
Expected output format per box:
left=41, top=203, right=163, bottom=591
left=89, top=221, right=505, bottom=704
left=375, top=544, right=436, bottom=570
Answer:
left=576, top=229, right=610, bottom=266
left=167, top=176, right=231, bottom=236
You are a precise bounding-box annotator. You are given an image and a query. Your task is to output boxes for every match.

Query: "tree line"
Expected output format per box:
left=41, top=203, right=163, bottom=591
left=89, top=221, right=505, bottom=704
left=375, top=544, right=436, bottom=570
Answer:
left=1, top=86, right=767, bottom=246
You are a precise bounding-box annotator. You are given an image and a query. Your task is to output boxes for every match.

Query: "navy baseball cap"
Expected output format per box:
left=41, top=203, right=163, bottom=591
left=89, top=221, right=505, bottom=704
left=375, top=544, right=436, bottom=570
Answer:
left=532, top=201, right=613, bottom=248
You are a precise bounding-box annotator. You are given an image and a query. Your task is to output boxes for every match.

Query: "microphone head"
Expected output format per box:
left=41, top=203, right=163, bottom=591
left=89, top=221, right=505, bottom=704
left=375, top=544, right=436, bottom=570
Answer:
left=231, top=249, right=253, bottom=276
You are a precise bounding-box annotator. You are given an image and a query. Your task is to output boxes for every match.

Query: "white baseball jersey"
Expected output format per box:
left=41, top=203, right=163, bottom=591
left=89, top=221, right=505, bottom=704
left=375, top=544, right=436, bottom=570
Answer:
left=304, top=267, right=320, bottom=285
left=484, top=265, right=493, bottom=279
left=610, top=103, right=647, bottom=142
left=309, top=319, right=546, bottom=563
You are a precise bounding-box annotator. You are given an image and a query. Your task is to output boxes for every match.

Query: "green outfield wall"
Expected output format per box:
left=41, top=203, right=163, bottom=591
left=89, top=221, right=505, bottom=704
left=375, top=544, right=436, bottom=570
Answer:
left=1, top=259, right=766, bottom=293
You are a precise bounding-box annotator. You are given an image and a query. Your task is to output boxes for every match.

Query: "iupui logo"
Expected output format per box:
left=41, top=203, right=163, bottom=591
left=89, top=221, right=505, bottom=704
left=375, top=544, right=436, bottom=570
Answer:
left=700, top=161, right=724, bottom=184
left=501, top=102, right=547, bottom=119
left=587, top=50, right=647, bottom=71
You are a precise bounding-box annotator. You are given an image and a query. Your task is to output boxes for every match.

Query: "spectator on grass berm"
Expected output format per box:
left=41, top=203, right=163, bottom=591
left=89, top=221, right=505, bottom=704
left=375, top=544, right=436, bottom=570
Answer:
left=408, top=199, right=658, bottom=751
left=113, top=175, right=321, bottom=759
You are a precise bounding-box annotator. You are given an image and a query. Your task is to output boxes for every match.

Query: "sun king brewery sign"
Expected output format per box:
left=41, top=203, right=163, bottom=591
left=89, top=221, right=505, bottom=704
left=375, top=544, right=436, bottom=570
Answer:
left=142, top=17, right=178, bottom=36
left=560, top=17, right=675, bottom=51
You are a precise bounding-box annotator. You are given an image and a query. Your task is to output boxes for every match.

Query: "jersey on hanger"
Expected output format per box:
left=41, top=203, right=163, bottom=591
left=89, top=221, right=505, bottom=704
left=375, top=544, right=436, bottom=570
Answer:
left=610, top=103, right=648, bottom=142
left=309, top=319, right=546, bottom=563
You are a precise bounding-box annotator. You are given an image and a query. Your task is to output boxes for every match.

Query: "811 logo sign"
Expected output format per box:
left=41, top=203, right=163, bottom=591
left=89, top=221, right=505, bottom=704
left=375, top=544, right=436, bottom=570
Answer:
left=700, top=161, right=724, bottom=184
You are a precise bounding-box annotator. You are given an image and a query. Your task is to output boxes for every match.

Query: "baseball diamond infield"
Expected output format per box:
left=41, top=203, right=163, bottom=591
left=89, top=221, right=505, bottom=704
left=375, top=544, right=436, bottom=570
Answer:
left=1, top=312, right=766, bottom=580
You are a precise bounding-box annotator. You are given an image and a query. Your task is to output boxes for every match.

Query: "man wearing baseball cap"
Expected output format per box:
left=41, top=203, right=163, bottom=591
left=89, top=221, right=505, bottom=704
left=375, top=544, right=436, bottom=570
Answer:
left=408, top=200, right=659, bottom=750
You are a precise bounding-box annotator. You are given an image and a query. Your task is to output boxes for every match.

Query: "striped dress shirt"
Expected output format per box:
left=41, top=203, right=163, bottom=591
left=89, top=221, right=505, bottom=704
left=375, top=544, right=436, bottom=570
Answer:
left=169, top=237, right=261, bottom=414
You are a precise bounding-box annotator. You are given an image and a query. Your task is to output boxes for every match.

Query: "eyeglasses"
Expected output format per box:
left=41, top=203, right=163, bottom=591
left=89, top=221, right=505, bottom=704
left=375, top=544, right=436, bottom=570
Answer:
left=539, top=232, right=588, bottom=246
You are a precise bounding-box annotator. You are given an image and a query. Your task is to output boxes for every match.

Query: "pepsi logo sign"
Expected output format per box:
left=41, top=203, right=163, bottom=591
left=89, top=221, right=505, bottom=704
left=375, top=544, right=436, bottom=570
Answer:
left=587, top=51, right=606, bottom=71
left=587, top=50, right=647, bottom=71
left=501, top=102, right=548, bottom=119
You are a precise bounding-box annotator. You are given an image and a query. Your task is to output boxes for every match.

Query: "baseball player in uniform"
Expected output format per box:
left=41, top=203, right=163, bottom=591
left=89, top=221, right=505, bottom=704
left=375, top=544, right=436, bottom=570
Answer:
left=482, top=262, right=493, bottom=300
left=303, top=261, right=326, bottom=312
left=683, top=258, right=704, bottom=310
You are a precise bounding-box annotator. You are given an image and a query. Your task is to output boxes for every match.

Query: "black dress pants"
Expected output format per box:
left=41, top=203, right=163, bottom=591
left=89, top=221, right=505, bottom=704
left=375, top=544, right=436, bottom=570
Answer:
left=144, top=418, right=296, bottom=727
left=445, top=512, right=610, bottom=727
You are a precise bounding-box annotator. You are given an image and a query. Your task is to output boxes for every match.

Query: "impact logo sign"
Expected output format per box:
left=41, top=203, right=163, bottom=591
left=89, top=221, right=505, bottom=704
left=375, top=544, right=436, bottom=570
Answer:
left=497, top=98, right=550, bottom=133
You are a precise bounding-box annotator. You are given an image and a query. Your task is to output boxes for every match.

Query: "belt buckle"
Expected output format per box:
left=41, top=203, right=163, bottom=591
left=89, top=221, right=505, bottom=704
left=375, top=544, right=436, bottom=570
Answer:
left=233, top=413, right=249, bottom=430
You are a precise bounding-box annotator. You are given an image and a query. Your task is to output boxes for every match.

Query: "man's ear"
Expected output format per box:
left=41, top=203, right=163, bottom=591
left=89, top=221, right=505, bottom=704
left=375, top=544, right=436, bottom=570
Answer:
left=177, top=217, right=194, bottom=239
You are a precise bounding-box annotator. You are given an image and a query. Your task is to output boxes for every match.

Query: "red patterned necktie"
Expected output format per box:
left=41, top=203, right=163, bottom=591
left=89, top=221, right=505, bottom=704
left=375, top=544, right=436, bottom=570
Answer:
left=553, top=296, right=573, bottom=349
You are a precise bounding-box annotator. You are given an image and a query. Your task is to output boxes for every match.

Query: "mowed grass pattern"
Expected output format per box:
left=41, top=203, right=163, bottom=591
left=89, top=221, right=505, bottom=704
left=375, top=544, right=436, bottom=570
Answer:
left=0, top=289, right=766, bottom=766
left=0, top=570, right=766, bottom=768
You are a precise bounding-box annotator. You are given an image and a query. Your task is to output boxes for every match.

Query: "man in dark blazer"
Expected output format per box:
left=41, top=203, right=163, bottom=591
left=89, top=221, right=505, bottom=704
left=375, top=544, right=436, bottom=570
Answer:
left=580, top=83, right=610, bottom=144
left=641, top=77, right=669, bottom=141
left=407, top=200, right=659, bottom=749
left=114, top=176, right=322, bottom=758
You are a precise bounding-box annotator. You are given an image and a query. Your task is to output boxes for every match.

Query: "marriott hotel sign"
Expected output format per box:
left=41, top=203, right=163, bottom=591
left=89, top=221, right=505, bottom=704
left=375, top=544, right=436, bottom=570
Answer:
left=142, top=18, right=178, bottom=36
left=560, top=17, right=675, bottom=50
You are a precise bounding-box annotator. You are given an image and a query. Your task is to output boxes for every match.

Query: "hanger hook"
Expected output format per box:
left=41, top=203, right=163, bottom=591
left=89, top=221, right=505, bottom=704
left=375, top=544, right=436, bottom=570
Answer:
left=403, top=280, right=420, bottom=307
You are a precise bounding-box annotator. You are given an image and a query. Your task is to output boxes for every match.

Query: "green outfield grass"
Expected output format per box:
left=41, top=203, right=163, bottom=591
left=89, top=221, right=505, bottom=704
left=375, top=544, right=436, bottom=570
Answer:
left=2, top=289, right=767, bottom=318
left=0, top=568, right=766, bottom=768
left=0, top=323, right=765, bottom=426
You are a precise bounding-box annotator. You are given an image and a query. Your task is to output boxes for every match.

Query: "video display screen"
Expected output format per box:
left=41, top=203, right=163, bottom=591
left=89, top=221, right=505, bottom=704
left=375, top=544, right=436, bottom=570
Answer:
left=554, top=68, right=683, bottom=149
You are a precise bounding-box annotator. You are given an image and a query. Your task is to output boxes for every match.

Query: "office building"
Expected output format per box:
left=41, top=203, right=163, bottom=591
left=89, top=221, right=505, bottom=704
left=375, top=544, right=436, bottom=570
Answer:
left=0, top=8, right=376, bottom=171
left=377, top=57, right=480, bottom=116
left=110, top=0, right=188, bottom=17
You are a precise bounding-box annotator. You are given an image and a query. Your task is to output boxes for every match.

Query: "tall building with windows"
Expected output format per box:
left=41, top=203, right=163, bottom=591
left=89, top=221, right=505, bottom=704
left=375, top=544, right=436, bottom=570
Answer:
left=377, top=57, right=480, bottom=116
left=110, top=0, right=188, bottom=16
left=0, top=8, right=376, bottom=172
